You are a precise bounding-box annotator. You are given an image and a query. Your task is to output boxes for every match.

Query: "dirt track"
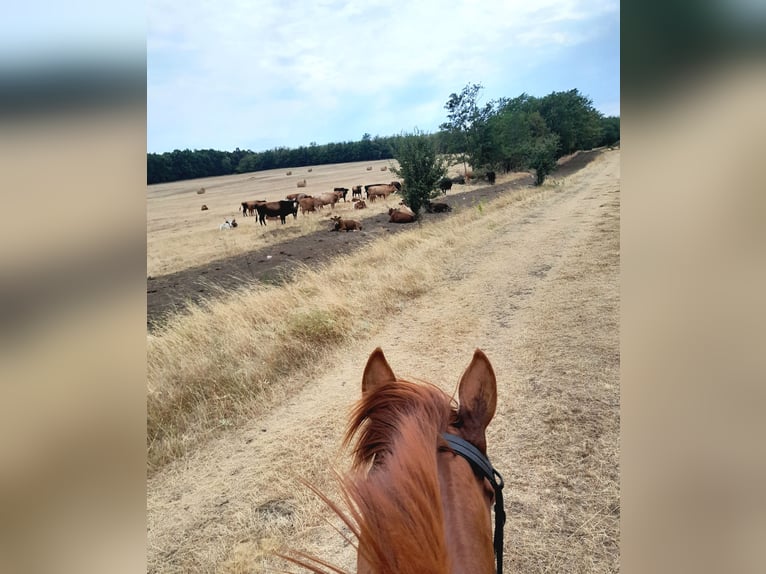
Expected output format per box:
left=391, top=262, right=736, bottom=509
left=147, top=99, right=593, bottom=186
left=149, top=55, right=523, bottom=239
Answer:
left=147, top=149, right=620, bottom=573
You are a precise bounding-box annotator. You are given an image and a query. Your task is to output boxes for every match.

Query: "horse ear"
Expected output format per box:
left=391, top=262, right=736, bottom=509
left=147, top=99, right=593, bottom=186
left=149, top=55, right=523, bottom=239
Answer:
left=457, top=349, right=497, bottom=450
left=362, top=347, right=396, bottom=394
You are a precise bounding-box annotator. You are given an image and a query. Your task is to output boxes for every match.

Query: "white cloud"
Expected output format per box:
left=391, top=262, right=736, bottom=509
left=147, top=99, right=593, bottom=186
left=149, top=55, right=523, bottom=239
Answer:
left=148, top=0, right=619, bottom=152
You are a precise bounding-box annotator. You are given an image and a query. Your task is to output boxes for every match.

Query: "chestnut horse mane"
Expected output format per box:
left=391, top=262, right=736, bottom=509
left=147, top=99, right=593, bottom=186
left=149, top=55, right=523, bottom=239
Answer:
left=281, top=379, right=462, bottom=574
left=343, top=379, right=461, bottom=573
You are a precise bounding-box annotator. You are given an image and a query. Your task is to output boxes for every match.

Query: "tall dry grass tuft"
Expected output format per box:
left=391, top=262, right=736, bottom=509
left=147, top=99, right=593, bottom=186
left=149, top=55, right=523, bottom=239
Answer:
left=147, top=183, right=545, bottom=473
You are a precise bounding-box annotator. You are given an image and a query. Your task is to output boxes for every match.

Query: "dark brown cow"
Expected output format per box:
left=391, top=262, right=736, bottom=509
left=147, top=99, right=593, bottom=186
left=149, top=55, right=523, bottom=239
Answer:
left=333, top=187, right=349, bottom=202
left=255, top=200, right=298, bottom=225
left=240, top=200, right=265, bottom=217
left=486, top=170, right=496, bottom=184
left=439, top=178, right=453, bottom=194
left=425, top=200, right=452, bottom=213
left=352, top=185, right=363, bottom=199
left=354, top=199, right=367, bottom=209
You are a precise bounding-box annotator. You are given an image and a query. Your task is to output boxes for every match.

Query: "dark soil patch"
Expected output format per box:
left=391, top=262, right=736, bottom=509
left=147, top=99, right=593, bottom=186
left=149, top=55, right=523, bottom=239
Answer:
left=147, top=150, right=601, bottom=331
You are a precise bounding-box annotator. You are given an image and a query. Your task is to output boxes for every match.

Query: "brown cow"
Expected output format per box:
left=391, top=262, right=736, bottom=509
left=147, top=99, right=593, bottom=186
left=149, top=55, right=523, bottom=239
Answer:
left=240, top=200, right=266, bottom=217
left=352, top=185, right=363, bottom=199
left=388, top=208, right=416, bottom=223
left=333, top=187, right=349, bottom=202
left=299, top=196, right=321, bottom=214
left=365, top=183, right=397, bottom=200
left=330, top=216, right=363, bottom=232
left=313, top=192, right=340, bottom=209
left=354, top=199, right=367, bottom=209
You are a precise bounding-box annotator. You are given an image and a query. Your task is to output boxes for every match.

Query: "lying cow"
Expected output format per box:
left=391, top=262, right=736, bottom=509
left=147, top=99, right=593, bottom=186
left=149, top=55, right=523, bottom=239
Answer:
left=353, top=199, right=367, bottom=209
left=388, top=207, right=416, bottom=223
left=330, top=216, right=363, bottom=232
left=425, top=200, right=452, bottom=213
left=255, top=200, right=298, bottom=225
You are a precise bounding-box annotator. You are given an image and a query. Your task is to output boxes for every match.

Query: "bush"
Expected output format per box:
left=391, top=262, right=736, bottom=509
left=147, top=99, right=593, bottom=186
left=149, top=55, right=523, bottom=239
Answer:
left=390, top=131, right=448, bottom=215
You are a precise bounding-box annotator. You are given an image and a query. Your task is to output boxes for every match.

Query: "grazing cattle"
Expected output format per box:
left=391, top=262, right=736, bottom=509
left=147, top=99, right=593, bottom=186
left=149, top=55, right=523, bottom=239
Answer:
left=333, top=187, right=349, bottom=202
left=201, top=204, right=208, bottom=211
left=388, top=207, right=416, bottom=223
left=351, top=185, right=363, bottom=199
left=451, top=175, right=466, bottom=185
left=296, top=179, right=307, bottom=188
left=240, top=200, right=265, bottom=216
left=330, top=215, right=363, bottom=232
left=425, top=200, right=452, bottom=213
left=390, top=181, right=402, bottom=192
left=255, top=200, right=298, bottom=225
left=299, top=196, right=321, bottom=214
left=354, top=199, right=367, bottom=209
left=313, top=192, right=340, bottom=209
left=286, top=192, right=309, bottom=201
left=365, top=183, right=397, bottom=201
left=439, top=178, right=453, bottom=194
left=487, top=170, right=496, bottom=185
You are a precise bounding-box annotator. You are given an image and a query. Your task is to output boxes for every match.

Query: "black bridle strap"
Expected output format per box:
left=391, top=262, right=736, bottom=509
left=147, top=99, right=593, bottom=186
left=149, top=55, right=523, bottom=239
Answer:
left=442, top=433, right=506, bottom=574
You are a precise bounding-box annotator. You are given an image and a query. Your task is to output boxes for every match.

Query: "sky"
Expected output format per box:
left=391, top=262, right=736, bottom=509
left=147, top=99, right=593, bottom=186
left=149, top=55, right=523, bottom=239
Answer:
left=147, top=0, right=619, bottom=154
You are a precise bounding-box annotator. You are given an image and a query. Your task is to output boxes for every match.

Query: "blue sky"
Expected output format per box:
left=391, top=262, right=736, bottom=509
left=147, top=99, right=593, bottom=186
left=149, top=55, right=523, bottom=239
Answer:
left=147, top=0, right=619, bottom=154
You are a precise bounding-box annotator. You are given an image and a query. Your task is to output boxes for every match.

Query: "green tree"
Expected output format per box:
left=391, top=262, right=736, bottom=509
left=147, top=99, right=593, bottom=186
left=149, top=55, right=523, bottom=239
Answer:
left=538, top=89, right=603, bottom=156
left=440, top=83, right=494, bottom=175
left=599, top=116, right=620, bottom=146
left=390, top=131, right=448, bottom=216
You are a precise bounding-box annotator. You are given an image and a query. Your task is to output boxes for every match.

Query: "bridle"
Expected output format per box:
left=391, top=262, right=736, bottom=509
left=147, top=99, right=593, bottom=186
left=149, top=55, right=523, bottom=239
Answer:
left=442, top=433, right=506, bottom=574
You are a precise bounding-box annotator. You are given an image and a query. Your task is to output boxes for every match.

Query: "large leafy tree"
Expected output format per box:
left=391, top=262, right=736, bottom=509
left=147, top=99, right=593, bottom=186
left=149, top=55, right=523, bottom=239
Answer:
left=440, top=83, right=494, bottom=175
left=390, top=131, right=448, bottom=216
left=537, top=89, right=603, bottom=156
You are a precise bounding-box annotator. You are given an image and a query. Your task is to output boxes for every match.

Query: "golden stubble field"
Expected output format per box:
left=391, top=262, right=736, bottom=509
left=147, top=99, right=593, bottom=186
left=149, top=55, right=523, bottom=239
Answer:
left=147, top=150, right=620, bottom=573
left=147, top=158, right=489, bottom=278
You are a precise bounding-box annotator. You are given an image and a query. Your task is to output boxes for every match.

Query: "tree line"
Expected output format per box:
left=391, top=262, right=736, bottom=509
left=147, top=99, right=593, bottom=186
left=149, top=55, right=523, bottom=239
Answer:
left=147, top=87, right=619, bottom=185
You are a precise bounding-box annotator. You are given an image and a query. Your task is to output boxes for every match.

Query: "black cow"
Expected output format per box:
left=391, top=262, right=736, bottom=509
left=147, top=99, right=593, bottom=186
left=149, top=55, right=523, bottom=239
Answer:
left=439, top=178, right=453, bottom=194
left=255, top=200, right=298, bottom=225
left=425, top=200, right=452, bottom=213
left=487, top=170, right=496, bottom=185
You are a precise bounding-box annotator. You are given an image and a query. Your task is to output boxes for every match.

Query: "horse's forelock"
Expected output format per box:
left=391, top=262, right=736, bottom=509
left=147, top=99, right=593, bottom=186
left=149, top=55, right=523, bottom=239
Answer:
left=344, top=379, right=458, bottom=470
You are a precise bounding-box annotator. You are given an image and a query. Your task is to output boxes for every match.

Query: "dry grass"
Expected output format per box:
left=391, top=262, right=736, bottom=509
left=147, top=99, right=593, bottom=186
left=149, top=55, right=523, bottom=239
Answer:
left=147, top=183, right=544, bottom=473
left=147, top=150, right=620, bottom=574
left=146, top=158, right=515, bottom=277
